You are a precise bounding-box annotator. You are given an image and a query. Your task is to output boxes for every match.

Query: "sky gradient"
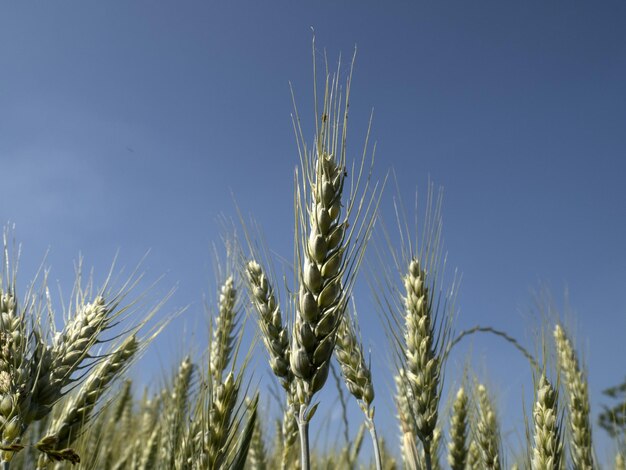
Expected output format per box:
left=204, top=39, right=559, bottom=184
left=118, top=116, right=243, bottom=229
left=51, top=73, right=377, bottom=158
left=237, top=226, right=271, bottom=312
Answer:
left=1, top=1, right=625, bottom=464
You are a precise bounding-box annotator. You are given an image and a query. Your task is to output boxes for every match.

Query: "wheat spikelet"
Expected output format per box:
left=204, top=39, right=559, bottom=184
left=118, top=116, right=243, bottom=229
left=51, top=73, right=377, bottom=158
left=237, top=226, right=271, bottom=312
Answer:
left=615, top=452, right=625, bottom=470
left=447, top=387, right=468, bottom=470
left=531, top=375, right=563, bottom=470
left=554, top=324, right=593, bottom=469
left=475, top=383, right=501, bottom=470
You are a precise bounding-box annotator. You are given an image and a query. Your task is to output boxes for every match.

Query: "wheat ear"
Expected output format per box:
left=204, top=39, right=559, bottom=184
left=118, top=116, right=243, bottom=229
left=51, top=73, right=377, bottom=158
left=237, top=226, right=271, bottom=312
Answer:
left=475, top=383, right=502, bottom=470
left=531, top=375, right=563, bottom=470
left=554, top=324, right=593, bottom=469
left=35, top=334, right=138, bottom=467
left=395, top=371, right=420, bottom=470
left=448, top=387, right=469, bottom=470
left=402, top=258, right=442, bottom=469
left=290, top=48, right=381, bottom=470
left=210, top=276, right=237, bottom=384
left=615, top=452, right=625, bottom=470
left=335, top=311, right=381, bottom=470
left=161, top=355, right=194, bottom=469
left=245, top=261, right=291, bottom=390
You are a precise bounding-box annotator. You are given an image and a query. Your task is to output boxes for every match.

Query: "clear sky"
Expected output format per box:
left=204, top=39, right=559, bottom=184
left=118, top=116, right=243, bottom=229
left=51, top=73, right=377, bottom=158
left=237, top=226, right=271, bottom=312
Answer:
left=1, top=1, right=625, bottom=464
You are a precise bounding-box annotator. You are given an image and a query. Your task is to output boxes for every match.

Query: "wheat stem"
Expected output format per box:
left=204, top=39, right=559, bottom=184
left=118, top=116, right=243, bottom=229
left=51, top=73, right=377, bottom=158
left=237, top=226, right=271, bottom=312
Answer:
left=297, top=404, right=310, bottom=470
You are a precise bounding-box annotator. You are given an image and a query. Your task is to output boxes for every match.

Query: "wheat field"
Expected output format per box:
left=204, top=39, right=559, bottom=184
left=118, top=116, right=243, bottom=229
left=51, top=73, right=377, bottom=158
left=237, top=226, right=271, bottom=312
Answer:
left=0, top=46, right=623, bottom=470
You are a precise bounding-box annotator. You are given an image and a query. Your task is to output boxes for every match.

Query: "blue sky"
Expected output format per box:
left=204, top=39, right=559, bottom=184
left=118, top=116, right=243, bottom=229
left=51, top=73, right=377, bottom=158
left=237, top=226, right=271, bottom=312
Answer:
left=1, top=1, right=625, bottom=464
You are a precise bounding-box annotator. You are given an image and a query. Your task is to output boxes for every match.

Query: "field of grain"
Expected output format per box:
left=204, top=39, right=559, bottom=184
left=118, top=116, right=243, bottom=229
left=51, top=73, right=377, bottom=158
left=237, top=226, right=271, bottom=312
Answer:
left=1, top=40, right=624, bottom=470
